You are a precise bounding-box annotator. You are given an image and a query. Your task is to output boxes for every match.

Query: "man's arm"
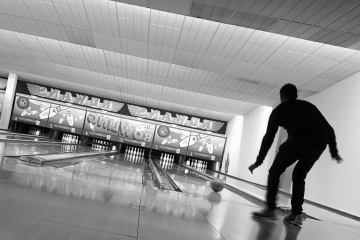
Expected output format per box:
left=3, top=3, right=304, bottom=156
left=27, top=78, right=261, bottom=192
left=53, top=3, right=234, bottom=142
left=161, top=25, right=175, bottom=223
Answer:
left=314, top=107, right=342, bottom=162
left=327, top=125, right=338, bottom=156
left=254, top=112, right=279, bottom=166
left=249, top=111, right=279, bottom=173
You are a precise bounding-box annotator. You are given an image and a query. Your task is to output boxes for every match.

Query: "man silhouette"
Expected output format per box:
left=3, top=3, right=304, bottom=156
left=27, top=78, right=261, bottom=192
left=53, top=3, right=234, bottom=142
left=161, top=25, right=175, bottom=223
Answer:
left=249, top=83, right=342, bottom=226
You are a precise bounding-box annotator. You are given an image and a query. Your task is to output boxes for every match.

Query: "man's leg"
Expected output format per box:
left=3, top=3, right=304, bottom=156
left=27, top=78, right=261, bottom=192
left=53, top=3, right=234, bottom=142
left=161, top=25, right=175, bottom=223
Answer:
left=285, top=144, right=326, bottom=226
left=266, top=142, right=299, bottom=211
left=291, top=145, right=326, bottom=215
left=253, top=142, right=299, bottom=218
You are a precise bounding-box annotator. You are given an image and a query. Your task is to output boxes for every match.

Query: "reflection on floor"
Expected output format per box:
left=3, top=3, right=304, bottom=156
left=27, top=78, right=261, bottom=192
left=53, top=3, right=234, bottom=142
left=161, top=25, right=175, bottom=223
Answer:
left=0, top=146, right=359, bottom=239
left=0, top=137, right=89, bottom=157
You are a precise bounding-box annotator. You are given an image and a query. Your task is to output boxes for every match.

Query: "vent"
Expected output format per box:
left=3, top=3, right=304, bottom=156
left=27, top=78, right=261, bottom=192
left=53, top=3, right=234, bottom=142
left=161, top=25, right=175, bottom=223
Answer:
left=228, top=10, right=278, bottom=31
left=189, top=2, right=278, bottom=31
left=189, top=1, right=234, bottom=23
left=64, top=27, right=96, bottom=48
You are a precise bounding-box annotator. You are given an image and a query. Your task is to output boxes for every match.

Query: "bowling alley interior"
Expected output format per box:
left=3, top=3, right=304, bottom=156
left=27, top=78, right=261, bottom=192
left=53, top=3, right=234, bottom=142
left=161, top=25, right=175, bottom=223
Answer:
left=0, top=0, right=359, bottom=239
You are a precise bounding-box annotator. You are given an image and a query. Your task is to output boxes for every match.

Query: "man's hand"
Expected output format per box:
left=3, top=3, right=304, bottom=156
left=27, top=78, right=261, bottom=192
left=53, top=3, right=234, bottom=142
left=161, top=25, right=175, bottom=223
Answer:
left=331, top=153, right=343, bottom=163
left=248, top=163, right=259, bottom=174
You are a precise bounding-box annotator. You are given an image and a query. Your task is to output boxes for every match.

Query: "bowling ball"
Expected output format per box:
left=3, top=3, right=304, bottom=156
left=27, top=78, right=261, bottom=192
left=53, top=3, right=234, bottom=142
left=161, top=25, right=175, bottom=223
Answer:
left=157, top=125, right=170, bottom=138
left=210, top=179, right=224, bottom=192
left=17, top=97, right=30, bottom=109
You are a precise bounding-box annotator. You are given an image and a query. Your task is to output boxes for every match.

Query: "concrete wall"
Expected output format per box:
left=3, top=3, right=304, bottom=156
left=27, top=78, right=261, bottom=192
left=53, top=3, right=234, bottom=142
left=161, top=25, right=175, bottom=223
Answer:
left=222, top=115, right=243, bottom=175
left=305, top=72, right=360, bottom=217
left=225, top=106, right=279, bottom=186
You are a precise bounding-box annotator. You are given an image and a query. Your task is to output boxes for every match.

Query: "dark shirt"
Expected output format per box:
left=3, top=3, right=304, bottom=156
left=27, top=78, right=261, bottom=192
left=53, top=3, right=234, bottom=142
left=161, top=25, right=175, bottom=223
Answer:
left=255, top=99, right=338, bottom=166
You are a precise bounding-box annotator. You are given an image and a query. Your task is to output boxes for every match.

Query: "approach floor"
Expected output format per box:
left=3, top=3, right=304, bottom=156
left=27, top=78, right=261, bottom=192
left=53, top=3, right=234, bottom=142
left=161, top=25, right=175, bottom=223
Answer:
left=0, top=151, right=358, bottom=240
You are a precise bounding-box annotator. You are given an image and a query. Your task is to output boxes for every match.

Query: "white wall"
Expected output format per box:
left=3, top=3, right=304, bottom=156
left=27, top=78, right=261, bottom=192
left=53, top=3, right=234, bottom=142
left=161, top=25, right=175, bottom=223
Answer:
left=222, top=115, right=243, bottom=175
left=305, top=72, right=360, bottom=217
left=228, top=106, right=279, bottom=185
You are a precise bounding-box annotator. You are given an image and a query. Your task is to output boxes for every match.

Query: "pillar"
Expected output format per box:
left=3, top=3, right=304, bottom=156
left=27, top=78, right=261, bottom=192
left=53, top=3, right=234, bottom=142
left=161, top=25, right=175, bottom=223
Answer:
left=0, top=73, right=18, bottom=129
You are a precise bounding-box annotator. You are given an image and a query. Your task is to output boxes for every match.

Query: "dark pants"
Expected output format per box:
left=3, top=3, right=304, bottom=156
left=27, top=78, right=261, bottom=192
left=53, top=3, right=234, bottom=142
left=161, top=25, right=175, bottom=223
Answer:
left=266, top=140, right=327, bottom=214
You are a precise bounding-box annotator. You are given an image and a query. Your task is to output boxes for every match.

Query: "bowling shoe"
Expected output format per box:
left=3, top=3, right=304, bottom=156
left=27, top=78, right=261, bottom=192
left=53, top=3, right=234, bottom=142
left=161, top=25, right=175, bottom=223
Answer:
left=284, top=213, right=302, bottom=227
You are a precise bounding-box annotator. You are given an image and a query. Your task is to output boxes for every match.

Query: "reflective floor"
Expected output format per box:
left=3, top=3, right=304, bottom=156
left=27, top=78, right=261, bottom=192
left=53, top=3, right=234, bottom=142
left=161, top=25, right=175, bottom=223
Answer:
left=0, top=140, right=89, bottom=157
left=0, top=136, right=359, bottom=240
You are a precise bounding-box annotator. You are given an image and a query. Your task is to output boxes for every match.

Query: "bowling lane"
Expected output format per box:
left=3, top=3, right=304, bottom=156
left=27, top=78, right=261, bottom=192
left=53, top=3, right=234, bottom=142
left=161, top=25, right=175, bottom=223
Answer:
left=0, top=141, right=89, bottom=156
left=154, top=159, right=257, bottom=206
left=0, top=153, right=146, bottom=238
left=192, top=168, right=360, bottom=228
left=0, top=130, right=49, bottom=139
left=138, top=170, right=226, bottom=240
left=0, top=133, right=55, bottom=143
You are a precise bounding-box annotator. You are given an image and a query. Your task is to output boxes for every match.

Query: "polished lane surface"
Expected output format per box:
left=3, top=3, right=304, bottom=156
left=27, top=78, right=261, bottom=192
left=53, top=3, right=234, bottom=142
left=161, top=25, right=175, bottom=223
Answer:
left=196, top=168, right=360, bottom=228
left=0, top=133, right=56, bottom=143
left=0, top=141, right=89, bottom=156
left=0, top=154, right=359, bottom=240
left=0, top=133, right=89, bottom=156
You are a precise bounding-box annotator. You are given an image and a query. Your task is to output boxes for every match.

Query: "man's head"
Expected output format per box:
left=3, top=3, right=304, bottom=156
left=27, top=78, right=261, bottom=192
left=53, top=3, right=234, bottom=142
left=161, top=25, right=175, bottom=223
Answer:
left=280, top=83, right=298, bottom=102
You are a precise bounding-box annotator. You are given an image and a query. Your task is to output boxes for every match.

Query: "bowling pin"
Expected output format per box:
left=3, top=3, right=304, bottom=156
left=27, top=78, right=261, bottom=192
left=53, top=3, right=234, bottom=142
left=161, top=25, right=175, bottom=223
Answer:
left=206, top=138, right=214, bottom=154
left=59, top=117, right=64, bottom=124
left=66, top=111, right=74, bottom=127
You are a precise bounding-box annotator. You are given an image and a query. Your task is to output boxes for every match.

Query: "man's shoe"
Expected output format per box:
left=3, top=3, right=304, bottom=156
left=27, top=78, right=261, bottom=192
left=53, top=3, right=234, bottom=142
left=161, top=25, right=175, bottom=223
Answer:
left=284, top=213, right=303, bottom=227
left=252, top=209, right=276, bottom=220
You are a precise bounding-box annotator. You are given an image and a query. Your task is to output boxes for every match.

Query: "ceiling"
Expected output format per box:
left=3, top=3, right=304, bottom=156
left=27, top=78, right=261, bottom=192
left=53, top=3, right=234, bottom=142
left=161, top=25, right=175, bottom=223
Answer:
left=0, top=0, right=359, bottom=121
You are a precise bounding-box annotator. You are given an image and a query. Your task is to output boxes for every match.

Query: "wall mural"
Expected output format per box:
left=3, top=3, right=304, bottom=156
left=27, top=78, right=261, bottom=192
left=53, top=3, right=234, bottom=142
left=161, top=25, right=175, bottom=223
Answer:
left=13, top=80, right=228, bottom=161
left=47, top=104, right=86, bottom=134
left=128, top=105, right=225, bottom=133
left=152, top=125, right=191, bottom=154
left=12, top=95, right=51, bottom=126
left=187, top=133, right=226, bottom=161
left=16, top=80, right=226, bottom=134
left=83, top=111, right=122, bottom=141
left=118, top=118, right=155, bottom=147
